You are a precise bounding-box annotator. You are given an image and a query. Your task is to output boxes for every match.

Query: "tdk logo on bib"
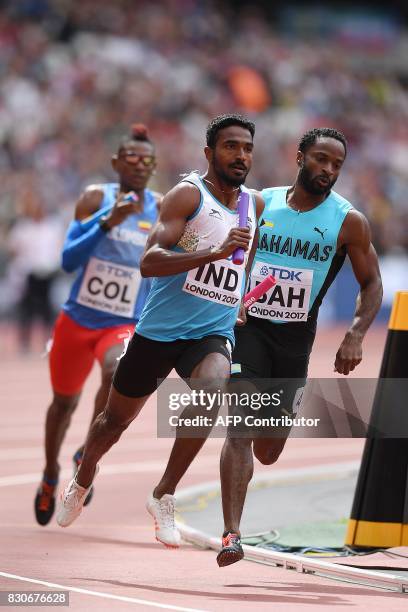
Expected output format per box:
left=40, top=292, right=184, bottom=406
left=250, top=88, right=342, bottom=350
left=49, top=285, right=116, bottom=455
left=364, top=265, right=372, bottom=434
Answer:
left=95, top=261, right=134, bottom=279
left=268, top=267, right=303, bottom=282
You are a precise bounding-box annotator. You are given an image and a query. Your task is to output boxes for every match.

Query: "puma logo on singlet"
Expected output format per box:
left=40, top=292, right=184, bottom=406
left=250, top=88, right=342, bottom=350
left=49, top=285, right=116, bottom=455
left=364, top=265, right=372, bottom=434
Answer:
left=313, top=227, right=327, bottom=239
left=209, top=208, right=222, bottom=220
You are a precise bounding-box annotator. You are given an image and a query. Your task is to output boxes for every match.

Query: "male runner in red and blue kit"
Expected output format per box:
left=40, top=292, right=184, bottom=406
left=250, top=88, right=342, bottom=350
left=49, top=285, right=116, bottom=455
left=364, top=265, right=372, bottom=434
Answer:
left=34, top=125, right=161, bottom=525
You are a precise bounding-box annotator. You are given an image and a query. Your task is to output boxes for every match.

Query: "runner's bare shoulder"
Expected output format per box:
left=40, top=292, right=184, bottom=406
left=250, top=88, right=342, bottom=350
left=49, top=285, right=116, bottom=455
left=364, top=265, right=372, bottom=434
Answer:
left=159, top=181, right=201, bottom=220
left=75, top=185, right=105, bottom=221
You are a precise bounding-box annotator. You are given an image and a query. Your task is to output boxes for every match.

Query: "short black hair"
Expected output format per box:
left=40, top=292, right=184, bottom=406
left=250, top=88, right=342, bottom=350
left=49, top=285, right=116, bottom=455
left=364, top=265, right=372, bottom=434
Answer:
left=298, top=127, right=347, bottom=156
left=118, top=123, right=154, bottom=152
left=206, top=114, right=255, bottom=149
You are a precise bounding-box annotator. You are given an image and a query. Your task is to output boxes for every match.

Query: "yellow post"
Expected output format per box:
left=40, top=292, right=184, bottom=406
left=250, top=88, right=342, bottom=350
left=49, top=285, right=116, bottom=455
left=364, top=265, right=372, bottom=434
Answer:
left=345, top=291, right=408, bottom=548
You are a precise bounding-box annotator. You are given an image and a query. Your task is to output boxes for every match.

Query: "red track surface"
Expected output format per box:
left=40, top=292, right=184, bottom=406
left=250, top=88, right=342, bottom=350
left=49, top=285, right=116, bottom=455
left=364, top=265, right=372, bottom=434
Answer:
left=2, top=324, right=406, bottom=610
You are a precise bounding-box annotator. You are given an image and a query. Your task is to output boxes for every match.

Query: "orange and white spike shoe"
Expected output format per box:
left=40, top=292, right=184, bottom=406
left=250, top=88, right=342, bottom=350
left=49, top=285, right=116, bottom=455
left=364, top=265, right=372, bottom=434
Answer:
left=146, top=494, right=181, bottom=549
left=56, top=465, right=99, bottom=528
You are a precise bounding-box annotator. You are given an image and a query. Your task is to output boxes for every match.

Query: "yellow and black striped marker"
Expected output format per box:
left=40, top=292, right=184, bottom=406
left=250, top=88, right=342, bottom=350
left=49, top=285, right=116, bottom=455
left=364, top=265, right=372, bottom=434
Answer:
left=346, top=291, right=408, bottom=548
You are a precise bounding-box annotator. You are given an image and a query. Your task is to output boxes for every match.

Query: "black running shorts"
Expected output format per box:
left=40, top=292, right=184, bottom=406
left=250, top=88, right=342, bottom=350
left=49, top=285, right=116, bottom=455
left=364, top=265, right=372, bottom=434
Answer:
left=113, top=332, right=232, bottom=398
left=232, top=315, right=316, bottom=379
left=230, top=315, right=316, bottom=423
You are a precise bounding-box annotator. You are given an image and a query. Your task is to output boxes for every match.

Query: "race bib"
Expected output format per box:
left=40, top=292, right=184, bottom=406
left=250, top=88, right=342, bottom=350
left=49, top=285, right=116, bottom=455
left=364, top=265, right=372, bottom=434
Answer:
left=77, top=257, right=140, bottom=318
left=248, top=260, right=313, bottom=322
left=182, top=260, right=243, bottom=308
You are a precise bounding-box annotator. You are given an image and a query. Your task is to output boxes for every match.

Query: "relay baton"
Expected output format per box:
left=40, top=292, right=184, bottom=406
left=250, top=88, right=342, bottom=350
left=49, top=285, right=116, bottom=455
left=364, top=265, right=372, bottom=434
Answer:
left=243, top=274, right=276, bottom=308
left=119, top=191, right=138, bottom=205
left=232, top=191, right=250, bottom=265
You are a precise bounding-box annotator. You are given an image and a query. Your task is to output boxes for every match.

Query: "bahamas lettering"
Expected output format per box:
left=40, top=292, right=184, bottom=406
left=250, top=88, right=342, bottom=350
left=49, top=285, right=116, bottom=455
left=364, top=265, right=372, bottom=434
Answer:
left=259, top=233, right=333, bottom=262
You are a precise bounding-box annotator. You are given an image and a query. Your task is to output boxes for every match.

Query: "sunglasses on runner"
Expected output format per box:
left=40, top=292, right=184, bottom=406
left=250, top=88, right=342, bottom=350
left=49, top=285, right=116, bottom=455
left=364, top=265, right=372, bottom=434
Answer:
left=118, top=151, right=156, bottom=166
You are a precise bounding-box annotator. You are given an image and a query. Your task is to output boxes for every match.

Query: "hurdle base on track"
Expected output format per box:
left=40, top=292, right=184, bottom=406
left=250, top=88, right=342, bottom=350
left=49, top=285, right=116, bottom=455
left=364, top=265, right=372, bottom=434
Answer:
left=175, top=465, right=408, bottom=594
left=176, top=521, right=408, bottom=593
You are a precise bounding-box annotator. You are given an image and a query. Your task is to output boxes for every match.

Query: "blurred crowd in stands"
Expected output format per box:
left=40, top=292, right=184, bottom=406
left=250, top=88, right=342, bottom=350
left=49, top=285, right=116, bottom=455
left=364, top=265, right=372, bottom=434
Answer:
left=1, top=0, right=407, bottom=341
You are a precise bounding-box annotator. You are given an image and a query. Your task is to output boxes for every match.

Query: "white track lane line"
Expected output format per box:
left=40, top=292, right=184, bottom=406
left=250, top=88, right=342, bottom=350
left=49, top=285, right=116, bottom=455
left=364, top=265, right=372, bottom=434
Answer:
left=0, top=454, right=358, bottom=487
left=0, top=439, right=361, bottom=464
left=0, top=456, right=223, bottom=487
left=0, top=440, right=177, bottom=461
left=0, top=572, right=208, bottom=612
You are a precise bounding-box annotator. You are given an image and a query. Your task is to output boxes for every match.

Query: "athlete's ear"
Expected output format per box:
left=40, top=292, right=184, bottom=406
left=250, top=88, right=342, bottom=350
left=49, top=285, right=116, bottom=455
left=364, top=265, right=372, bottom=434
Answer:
left=204, top=146, right=213, bottom=164
left=296, top=151, right=304, bottom=168
left=111, top=155, right=119, bottom=173
left=148, top=158, right=157, bottom=176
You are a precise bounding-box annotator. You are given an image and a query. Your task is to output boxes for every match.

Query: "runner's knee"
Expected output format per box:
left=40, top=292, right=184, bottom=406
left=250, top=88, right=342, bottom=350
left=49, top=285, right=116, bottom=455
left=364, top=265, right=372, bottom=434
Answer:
left=52, top=393, right=79, bottom=413
left=101, top=409, right=132, bottom=434
left=225, top=437, right=252, bottom=452
left=253, top=443, right=284, bottom=465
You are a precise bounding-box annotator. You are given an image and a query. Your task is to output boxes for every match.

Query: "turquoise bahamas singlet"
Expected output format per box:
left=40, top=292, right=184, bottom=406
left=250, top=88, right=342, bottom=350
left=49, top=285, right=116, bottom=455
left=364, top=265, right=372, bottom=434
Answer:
left=137, top=172, right=257, bottom=345
left=63, top=183, right=158, bottom=329
left=246, top=186, right=353, bottom=326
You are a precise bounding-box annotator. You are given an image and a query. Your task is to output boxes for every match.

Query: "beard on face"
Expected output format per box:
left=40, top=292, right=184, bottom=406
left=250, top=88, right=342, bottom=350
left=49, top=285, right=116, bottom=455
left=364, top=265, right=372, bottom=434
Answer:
left=299, top=163, right=336, bottom=195
left=213, top=155, right=249, bottom=187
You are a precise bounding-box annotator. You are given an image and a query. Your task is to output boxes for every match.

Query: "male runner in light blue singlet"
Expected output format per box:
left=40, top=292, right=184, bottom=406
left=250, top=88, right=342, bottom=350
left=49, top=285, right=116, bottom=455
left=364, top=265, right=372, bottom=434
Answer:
left=56, top=114, right=264, bottom=548
left=217, top=128, right=383, bottom=566
left=34, top=124, right=161, bottom=526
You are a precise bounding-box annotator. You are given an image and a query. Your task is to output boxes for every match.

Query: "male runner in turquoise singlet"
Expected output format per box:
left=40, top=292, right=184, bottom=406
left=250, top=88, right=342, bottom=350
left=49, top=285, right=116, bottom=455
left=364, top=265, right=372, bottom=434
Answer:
left=217, top=128, right=383, bottom=566
left=34, top=125, right=161, bottom=526
left=56, top=114, right=264, bottom=548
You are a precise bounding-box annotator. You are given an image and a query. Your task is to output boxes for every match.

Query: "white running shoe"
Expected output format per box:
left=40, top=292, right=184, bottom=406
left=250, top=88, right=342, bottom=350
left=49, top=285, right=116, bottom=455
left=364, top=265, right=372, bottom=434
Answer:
left=56, top=465, right=99, bottom=528
left=146, top=494, right=181, bottom=548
